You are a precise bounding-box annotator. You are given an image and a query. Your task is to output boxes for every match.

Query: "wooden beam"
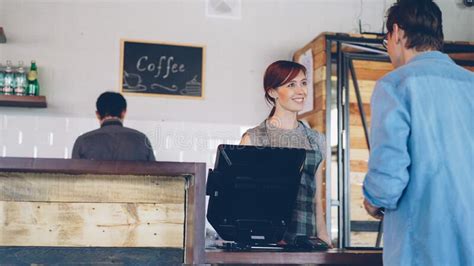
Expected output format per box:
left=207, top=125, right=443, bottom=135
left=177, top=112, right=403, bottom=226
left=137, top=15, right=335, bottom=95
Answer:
left=205, top=249, right=382, bottom=265
left=353, top=61, right=393, bottom=81
left=348, top=80, right=376, bottom=103
left=350, top=160, right=368, bottom=173
left=299, top=110, right=326, bottom=133
left=0, top=201, right=184, bottom=247
left=0, top=172, right=185, bottom=204
left=0, top=157, right=203, bottom=177
left=448, top=53, right=474, bottom=61
left=350, top=149, right=369, bottom=161
left=313, top=50, right=327, bottom=70
left=464, top=66, right=474, bottom=72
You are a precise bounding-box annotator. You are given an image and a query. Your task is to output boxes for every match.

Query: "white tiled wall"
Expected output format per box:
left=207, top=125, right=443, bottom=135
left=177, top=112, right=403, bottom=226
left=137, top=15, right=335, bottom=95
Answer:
left=0, top=114, right=250, bottom=169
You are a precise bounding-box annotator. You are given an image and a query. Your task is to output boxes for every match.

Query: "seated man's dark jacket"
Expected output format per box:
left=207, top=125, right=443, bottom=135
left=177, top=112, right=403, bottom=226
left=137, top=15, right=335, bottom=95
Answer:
left=72, top=118, right=155, bottom=161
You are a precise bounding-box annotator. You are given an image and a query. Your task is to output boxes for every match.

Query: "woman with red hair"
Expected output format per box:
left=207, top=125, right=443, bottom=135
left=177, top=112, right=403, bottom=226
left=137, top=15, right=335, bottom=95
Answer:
left=240, top=60, right=331, bottom=246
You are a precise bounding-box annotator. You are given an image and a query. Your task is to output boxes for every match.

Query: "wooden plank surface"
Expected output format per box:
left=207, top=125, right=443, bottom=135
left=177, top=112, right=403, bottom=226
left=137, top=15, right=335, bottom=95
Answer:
left=313, top=66, right=327, bottom=84
left=0, top=172, right=185, bottom=203
left=349, top=80, right=376, bottom=103
left=0, top=201, right=184, bottom=247
left=205, top=249, right=382, bottom=265
left=350, top=149, right=369, bottom=162
left=0, top=158, right=206, bottom=264
left=353, top=61, right=393, bottom=81
left=300, top=110, right=325, bottom=131
left=313, top=50, right=327, bottom=70
left=0, top=157, right=203, bottom=177
left=349, top=125, right=369, bottom=137
left=449, top=52, right=474, bottom=61
left=350, top=160, right=368, bottom=173
left=314, top=79, right=325, bottom=98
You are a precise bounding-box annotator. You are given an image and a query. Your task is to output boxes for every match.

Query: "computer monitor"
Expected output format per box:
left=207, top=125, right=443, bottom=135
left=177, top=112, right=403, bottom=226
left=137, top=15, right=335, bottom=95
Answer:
left=206, top=144, right=306, bottom=247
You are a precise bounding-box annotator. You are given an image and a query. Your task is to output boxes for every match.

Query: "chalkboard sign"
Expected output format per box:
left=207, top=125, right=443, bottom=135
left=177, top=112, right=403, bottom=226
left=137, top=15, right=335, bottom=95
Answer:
left=120, top=40, right=205, bottom=98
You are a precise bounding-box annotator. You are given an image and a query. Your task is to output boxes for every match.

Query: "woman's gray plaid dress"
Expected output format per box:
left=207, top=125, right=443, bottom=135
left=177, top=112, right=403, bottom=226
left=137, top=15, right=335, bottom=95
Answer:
left=246, top=120, right=325, bottom=242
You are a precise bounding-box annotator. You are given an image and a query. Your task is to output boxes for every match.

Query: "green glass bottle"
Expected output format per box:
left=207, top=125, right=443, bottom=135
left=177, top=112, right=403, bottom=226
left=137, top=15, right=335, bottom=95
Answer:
left=27, top=60, right=40, bottom=96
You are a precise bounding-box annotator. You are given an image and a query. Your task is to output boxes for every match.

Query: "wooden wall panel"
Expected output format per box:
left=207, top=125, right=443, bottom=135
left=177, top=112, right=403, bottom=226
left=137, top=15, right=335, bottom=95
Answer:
left=314, top=80, right=326, bottom=100
left=353, top=61, right=393, bottom=81
left=0, top=172, right=187, bottom=249
left=348, top=80, right=376, bottom=103
left=313, top=50, right=327, bottom=70
left=349, top=149, right=369, bottom=162
left=0, top=172, right=185, bottom=204
left=313, top=66, right=327, bottom=84
left=300, top=110, right=325, bottom=133
left=449, top=53, right=474, bottom=61
left=350, top=160, right=368, bottom=173
left=0, top=201, right=184, bottom=247
left=349, top=126, right=368, bottom=140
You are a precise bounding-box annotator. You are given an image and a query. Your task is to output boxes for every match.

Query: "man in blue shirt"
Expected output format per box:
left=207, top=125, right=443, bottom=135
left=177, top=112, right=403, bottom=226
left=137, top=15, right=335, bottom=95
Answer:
left=363, top=0, right=474, bottom=265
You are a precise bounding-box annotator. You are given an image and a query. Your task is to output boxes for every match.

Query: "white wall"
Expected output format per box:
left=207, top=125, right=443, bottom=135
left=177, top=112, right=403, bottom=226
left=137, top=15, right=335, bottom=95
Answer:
left=0, top=0, right=472, bottom=160
left=0, top=0, right=469, bottom=125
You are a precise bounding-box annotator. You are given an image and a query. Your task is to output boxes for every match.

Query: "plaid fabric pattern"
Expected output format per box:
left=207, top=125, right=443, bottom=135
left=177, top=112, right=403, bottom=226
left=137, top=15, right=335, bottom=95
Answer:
left=246, top=120, right=324, bottom=242
left=284, top=149, right=322, bottom=241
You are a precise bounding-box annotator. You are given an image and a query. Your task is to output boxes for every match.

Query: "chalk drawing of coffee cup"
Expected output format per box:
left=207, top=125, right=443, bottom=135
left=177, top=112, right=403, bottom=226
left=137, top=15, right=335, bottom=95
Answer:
left=123, top=71, right=147, bottom=91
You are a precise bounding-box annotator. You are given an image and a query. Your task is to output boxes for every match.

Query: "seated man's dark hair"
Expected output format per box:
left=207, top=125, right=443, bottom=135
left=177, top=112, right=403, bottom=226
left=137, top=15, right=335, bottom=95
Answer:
left=386, top=0, right=444, bottom=51
left=96, top=91, right=127, bottom=119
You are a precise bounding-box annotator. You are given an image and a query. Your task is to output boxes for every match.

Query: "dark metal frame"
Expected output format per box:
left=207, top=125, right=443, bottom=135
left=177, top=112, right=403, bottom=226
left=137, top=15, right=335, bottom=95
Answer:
left=325, top=34, right=474, bottom=249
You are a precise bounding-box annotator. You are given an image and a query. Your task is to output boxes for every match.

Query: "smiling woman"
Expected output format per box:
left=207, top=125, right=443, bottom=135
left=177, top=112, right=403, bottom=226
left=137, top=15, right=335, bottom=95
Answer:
left=239, top=60, right=332, bottom=247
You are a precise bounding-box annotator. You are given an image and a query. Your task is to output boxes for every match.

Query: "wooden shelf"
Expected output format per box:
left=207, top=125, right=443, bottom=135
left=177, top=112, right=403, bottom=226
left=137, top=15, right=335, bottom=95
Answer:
left=0, top=95, right=47, bottom=108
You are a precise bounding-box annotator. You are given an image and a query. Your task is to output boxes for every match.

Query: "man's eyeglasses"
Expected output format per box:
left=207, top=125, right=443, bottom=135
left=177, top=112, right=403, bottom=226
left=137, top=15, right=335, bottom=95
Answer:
left=382, top=34, right=389, bottom=50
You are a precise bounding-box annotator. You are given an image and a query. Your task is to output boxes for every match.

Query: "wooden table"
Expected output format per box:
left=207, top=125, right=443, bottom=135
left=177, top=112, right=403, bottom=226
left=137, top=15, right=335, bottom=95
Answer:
left=206, top=248, right=383, bottom=265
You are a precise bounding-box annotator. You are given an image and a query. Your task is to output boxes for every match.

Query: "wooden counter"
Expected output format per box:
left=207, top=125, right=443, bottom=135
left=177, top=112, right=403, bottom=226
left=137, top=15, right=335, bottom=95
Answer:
left=0, top=157, right=206, bottom=264
left=206, top=248, right=382, bottom=265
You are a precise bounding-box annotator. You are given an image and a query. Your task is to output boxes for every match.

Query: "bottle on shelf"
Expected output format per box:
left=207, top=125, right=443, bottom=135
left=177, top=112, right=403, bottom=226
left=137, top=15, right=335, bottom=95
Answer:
left=0, top=63, right=4, bottom=95
left=27, top=60, right=40, bottom=96
left=14, top=61, right=27, bottom=96
left=3, top=60, right=14, bottom=95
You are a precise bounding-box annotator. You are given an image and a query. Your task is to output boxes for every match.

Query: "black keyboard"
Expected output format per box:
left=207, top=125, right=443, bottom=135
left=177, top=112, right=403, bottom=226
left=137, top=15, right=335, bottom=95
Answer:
left=285, top=236, right=329, bottom=251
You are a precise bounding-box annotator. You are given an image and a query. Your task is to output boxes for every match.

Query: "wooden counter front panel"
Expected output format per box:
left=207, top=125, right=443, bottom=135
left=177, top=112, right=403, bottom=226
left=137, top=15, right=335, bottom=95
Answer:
left=205, top=249, right=383, bottom=265
left=0, top=172, right=185, bottom=248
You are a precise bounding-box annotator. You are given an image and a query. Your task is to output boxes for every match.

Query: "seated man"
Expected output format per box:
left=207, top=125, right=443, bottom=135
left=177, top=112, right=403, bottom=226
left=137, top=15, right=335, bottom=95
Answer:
left=72, top=91, right=155, bottom=161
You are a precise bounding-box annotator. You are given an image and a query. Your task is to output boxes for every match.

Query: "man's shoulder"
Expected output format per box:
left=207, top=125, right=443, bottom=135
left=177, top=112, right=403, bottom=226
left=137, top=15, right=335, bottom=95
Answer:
left=76, top=127, right=103, bottom=141
left=120, top=126, right=149, bottom=137
left=379, top=52, right=471, bottom=86
left=77, top=126, right=147, bottom=140
left=378, top=63, right=414, bottom=86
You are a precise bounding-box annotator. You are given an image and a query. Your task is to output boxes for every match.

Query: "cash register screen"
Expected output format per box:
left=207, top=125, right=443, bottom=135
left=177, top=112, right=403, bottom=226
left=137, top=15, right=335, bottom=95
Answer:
left=206, top=144, right=306, bottom=245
